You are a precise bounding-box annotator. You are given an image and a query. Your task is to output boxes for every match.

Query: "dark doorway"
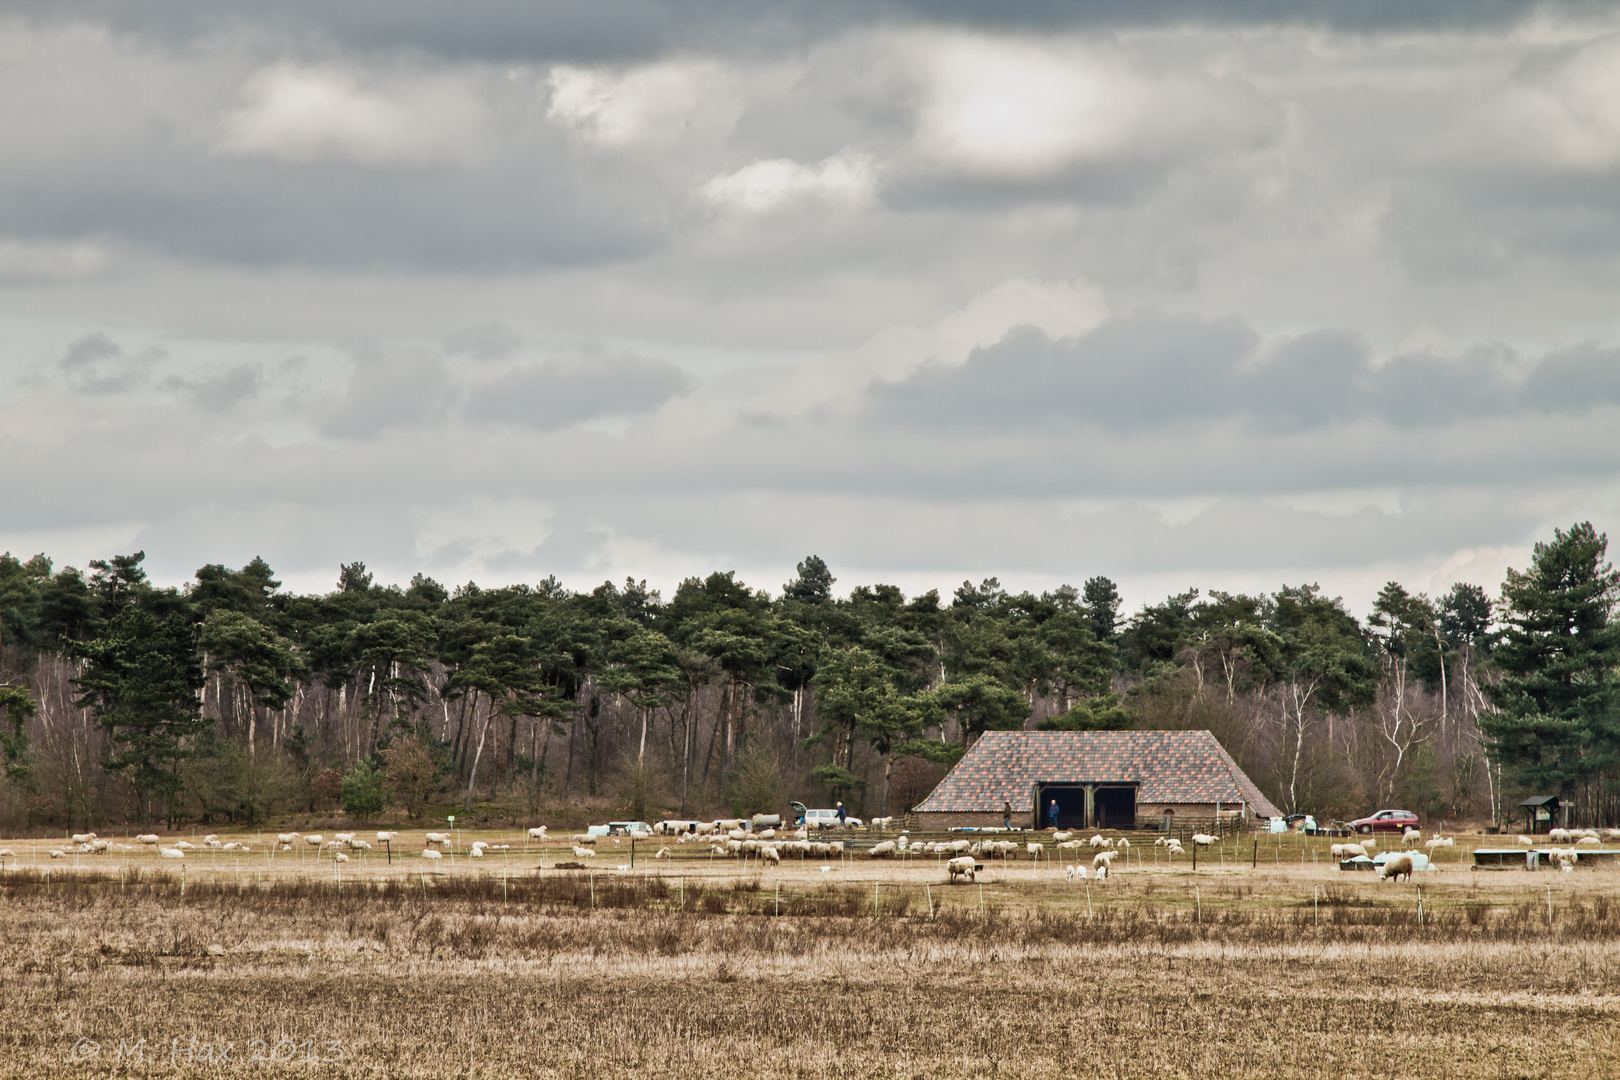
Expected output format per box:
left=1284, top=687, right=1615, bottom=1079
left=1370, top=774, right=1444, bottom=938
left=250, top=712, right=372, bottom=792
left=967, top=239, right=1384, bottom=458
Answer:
left=1094, top=786, right=1137, bottom=829
left=1036, top=785, right=1087, bottom=831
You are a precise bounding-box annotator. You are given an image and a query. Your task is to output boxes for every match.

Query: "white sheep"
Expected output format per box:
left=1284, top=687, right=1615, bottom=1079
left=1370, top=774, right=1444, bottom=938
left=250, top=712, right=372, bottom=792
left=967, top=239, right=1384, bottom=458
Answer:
left=1052, top=830, right=1073, bottom=842
left=1549, top=827, right=1572, bottom=843
left=1025, top=841, right=1043, bottom=860
left=1516, top=835, right=1535, bottom=846
left=206, top=839, right=223, bottom=850
left=425, top=832, right=452, bottom=846
left=947, top=855, right=976, bottom=883
left=1191, top=833, right=1217, bottom=847
left=1378, top=853, right=1415, bottom=882
left=136, top=834, right=160, bottom=845
left=377, top=831, right=399, bottom=843
left=71, top=832, right=96, bottom=844
left=223, top=841, right=244, bottom=851
left=0, top=848, right=12, bottom=859
left=348, top=839, right=371, bottom=851
left=868, top=840, right=898, bottom=858
left=1092, top=850, right=1117, bottom=870
left=654, top=847, right=670, bottom=860
left=761, top=846, right=781, bottom=867
left=1165, top=840, right=1185, bottom=856
left=49, top=848, right=66, bottom=859
left=1402, top=828, right=1422, bottom=847
left=304, top=834, right=323, bottom=847
left=491, top=843, right=508, bottom=851
left=1338, top=843, right=1368, bottom=860
left=1425, top=837, right=1455, bottom=852
left=91, top=839, right=110, bottom=852
left=571, top=834, right=597, bottom=846
left=1576, top=836, right=1601, bottom=847
left=1116, top=838, right=1130, bottom=852
left=468, top=846, right=484, bottom=858
left=422, top=849, right=442, bottom=861
left=1089, top=834, right=1108, bottom=848
left=572, top=846, right=596, bottom=859
left=159, top=846, right=185, bottom=860
left=1094, top=864, right=1108, bottom=884
left=1064, top=865, right=1088, bottom=882
left=175, top=840, right=195, bottom=850
left=203, top=834, right=219, bottom=843
left=334, top=852, right=349, bottom=863
left=470, top=840, right=488, bottom=850
left=334, top=832, right=355, bottom=844
left=324, top=840, right=343, bottom=851
left=277, top=832, right=299, bottom=845
left=1604, top=829, right=1620, bottom=842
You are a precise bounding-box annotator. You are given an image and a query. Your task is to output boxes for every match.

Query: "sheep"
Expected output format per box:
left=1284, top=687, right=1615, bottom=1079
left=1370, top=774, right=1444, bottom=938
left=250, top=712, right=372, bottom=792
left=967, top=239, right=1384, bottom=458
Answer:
left=571, top=834, right=597, bottom=846
left=1360, top=837, right=1378, bottom=852
left=1191, top=833, right=1217, bottom=847
left=223, top=842, right=246, bottom=851
left=206, top=839, right=223, bottom=850
left=654, top=847, right=670, bottom=860
left=304, top=834, right=324, bottom=847
left=1052, top=830, right=1073, bottom=842
left=491, top=843, right=509, bottom=851
left=1554, top=848, right=1580, bottom=871
left=868, top=840, right=899, bottom=858
left=277, top=832, right=299, bottom=845
left=468, top=846, right=484, bottom=858
left=1338, top=843, right=1368, bottom=860
left=425, top=832, right=452, bottom=846
left=49, top=848, right=65, bottom=859
left=1330, top=843, right=1354, bottom=859
left=761, top=846, right=781, bottom=867
left=470, top=840, right=488, bottom=851
left=1165, top=840, right=1185, bottom=856
left=727, top=829, right=748, bottom=841
left=1549, top=827, right=1572, bottom=843
left=1378, top=853, right=1416, bottom=882
left=526, top=827, right=547, bottom=841
left=159, top=846, right=185, bottom=860
left=1026, top=841, right=1043, bottom=860
left=377, top=830, right=399, bottom=843
left=869, top=816, right=896, bottom=831
left=1576, top=836, right=1601, bottom=847
left=572, top=846, right=596, bottom=859
left=1516, top=835, right=1535, bottom=846
left=757, top=828, right=777, bottom=840
left=136, top=834, right=160, bottom=845
left=90, top=839, right=110, bottom=852
left=175, top=840, right=195, bottom=850
left=947, top=856, right=977, bottom=883
left=1094, top=864, right=1108, bottom=884
left=279, top=844, right=293, bottom=851
left=1116, top=838, right=1130, bottom=852
left=348, top=839, right=371, bottom=851
left=1092, top=850, right=1117, bottom=870
left=1425, top=837, right=1455, bottom=852
left=949, top=839, right=972, bottom=854
left=1064, top=865, right=1088, bottom=882
left=334, top=852, right=349, bottom=863
left=1089, top=834, right=1108, bottom=848
left=0, top=849, right=12, bottom=859
left=1402, top=828, right=1423, bottom=847
left=1605, top=829, right=1620, bottom=842
left=324, top=840, right=343, bottom=851
left=203, top=834, right=219, bottom=844
left=1058, top=839, right=1085, bottom=851
left=422, top=849, right=442, bottom=861
left=71, top=832, right=96, bottom=844
left=334, top=832, right=355, bottom=844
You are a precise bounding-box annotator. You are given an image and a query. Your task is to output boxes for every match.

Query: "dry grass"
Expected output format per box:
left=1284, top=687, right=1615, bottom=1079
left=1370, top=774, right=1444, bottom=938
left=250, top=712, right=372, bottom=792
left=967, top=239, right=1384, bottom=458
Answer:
left=5, top=829, right=1620, bottom=1078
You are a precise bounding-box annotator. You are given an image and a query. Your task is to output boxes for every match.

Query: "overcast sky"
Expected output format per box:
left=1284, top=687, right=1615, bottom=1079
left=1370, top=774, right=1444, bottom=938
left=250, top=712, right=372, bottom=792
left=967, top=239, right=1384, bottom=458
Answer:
left=3, top=1, right=1619, bottom=613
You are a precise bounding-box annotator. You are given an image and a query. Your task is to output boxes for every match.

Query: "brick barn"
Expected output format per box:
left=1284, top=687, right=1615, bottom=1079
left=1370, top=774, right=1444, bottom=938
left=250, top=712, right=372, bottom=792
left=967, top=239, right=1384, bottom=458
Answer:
left=911, top=730, right=1282, bottom=831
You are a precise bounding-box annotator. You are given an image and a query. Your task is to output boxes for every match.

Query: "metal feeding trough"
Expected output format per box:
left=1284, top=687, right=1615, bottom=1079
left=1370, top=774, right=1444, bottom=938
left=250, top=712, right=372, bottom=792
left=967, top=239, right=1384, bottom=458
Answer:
left=1339, top=852, right=1433, bottom=873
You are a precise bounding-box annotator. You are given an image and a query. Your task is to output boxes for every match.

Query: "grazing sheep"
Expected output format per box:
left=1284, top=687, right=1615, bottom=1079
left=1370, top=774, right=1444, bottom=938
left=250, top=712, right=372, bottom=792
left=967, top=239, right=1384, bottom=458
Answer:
left=1058, top=839, right=1085, bottom=851
left=571, top=834, right=597, bottom=846
left=947, top=856, right=977, bottom=883
left=324, top=840, right=343, bottom=851
left=949, top=839, right=972, bottom=854
left=136, top=834, right=160, bottom=845
left=0, top=849, right=12, bottom=859
left=1089, top=835, right=1108, bottom=848
left=1116, top=838, right=1130, bottom=852
left=49, top=849, right=65, bottom=859
left=159, top=846, right=185, bottom=860
left=175, top=840, right=195, bottom=850
left=422, top=849, right=442, bottom=861
left=468, top=847, right=483, bottom=858
left=223, top=841, right=244, bottom=851
left=1425, top=837, right=1455, bottom=852
left=1403, top=828, right=1423, bottom=847
left=304, top=834, right=323, bottom=847
left=470, top=840, right=488, bottom=850
left=1094, top=864, right=1108, bottom=884
left=869, top=816, right=895, bottom=831
left=425, top=832, right=452, bottom=846
left=1026, top=842, right=1043, bottom=859
left=572, top=846, right=596, bottom=859
left=1378, top=853, right=1416, bottom=882
left=868, top=840, right=899, bottom=858
left=377, top=831, right=399, bottom=843
left=526, top=827, right=547, bottom=841
left=1576, top=836, right=1601, bottom=847
left=206, top=839, right=223, bottom=850
left=761, top=846, right=781, bottom=866
left=1339, top=843, right=1368, bottom=860
left=1052, top=830, right=1073, bottom=842
left=71, top=832, right=96, bottom=844
left=1604, top=829, right=1620, bottom=842
left=1165, top=840, right=1185, bottom=856
left=334, top=853, right=349, bottom=863
left=654, top=847, right=670, bottom=859
left=1517, top=835, right=1535, bottom=845
left=1092, top=850, right=1116, bottom=870
left=277, top=832, right=299, bottom=845
left=1549, top=827, right=1572, bottom=843
left=757, top=828, right=776, bottom=840
left=1554, top=849, right=1580, bottom=871
left=1064, top=865, right=1088, bottom=882
left=203, top=834, right=219, bottom=844
left=334, top=832, right=354, bottom=844
left=727, top=829, right=748, bottom=841
left=1191, top=833, right=1217, bottom=847
left=91, top=840, right=110, bottom=852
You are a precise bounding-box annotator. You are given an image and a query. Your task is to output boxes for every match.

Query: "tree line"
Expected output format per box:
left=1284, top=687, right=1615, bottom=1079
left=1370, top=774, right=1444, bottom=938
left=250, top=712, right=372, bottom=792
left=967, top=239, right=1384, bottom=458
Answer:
left=0, top=523, right=1616, bottom=832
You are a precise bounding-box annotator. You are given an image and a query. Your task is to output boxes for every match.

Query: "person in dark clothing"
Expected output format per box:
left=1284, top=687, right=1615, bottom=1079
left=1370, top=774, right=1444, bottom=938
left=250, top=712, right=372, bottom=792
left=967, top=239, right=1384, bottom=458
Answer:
left=836, top=801, right=846, bottom=827
left=1048, top=797, right=1060, bottom=830
left=1003, top=800, right=1013, bottom=830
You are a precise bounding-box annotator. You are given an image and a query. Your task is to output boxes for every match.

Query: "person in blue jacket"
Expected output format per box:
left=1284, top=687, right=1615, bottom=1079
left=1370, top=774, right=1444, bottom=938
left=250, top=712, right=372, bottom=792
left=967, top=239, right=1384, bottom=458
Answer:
left=836, top=801, right=846, bottom=827
left=1048, top=797, right=1060, bottom=830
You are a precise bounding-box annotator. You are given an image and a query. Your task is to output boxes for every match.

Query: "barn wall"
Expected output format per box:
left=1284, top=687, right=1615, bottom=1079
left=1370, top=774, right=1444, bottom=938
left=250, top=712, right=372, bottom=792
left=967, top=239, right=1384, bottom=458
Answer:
left=914, top=812, right=1033, bottom=831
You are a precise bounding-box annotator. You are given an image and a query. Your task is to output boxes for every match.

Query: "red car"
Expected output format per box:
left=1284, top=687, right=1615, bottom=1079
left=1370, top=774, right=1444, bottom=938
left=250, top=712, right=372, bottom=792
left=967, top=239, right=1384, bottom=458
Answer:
left=1348, top=809, right=1420, bottom=835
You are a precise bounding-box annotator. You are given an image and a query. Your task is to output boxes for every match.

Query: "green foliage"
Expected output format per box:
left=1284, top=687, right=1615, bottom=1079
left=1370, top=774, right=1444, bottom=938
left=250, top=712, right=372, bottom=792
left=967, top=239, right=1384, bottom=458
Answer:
left=724, top=743, right=785, bottom=817
left=935, top=673, right=1029, bottom=743
left=1037, top=693, right=1133, bottom=731
left=783, top=555, right=835, bottom=605
left=810, top=763, right=864, bottom=802
left=1483, top=522, right=1620, bottom=797
left=0, top=685, right=38, bottom=787
left=342, top=758, right=388, bottom=818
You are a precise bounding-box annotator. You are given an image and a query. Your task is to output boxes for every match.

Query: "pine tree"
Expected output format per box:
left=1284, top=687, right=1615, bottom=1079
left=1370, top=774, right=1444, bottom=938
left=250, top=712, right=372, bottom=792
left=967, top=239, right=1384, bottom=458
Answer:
left=1482, top=523, right=1620, bottom=811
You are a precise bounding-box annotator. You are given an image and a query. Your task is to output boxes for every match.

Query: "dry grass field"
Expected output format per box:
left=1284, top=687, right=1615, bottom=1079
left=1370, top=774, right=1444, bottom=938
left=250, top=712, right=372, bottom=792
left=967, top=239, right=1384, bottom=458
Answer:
left=4, top=828, right=1619, bottom=1079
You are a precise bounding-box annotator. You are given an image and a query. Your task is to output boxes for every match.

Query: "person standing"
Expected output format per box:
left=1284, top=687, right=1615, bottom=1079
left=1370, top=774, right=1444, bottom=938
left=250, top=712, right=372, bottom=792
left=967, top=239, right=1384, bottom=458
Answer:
left=1048, top=797, right=1060, bottom=831
left=836, top=801, right=846, bottom=828
left=1003, top=799, right=1013, bottom=830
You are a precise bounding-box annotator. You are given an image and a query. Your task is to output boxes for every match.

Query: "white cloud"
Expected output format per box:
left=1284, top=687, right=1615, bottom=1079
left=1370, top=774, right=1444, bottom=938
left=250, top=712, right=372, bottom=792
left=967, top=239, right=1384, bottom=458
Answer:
left=546, top=61, right=736, bottom=148
left=701, top=152, right=875, bottom=212
left=220, top=64, right=486, bottom=165
left=0, top=240, right=107, bottom=282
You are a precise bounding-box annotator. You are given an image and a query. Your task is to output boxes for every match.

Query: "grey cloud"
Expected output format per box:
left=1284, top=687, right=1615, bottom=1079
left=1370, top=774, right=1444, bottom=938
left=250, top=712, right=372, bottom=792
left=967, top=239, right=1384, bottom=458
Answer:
left=445, top=323, right=525, bottom=361
left=870, top=314, right=1620, bottom=435
left=464, top=351, right=694, bottom=431
left=61, top=333, right=119, bottom=370
left=55, top=333, right=162, bottom=395
left=319, top=351, right=455, bottom=439
left=162, top=363, right=261, bottom=410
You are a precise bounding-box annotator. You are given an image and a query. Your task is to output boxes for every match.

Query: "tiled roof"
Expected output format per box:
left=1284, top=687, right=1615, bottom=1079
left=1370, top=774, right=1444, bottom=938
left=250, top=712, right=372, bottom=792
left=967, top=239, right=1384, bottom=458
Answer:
left=912, top=730, right=1282, bottom=819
